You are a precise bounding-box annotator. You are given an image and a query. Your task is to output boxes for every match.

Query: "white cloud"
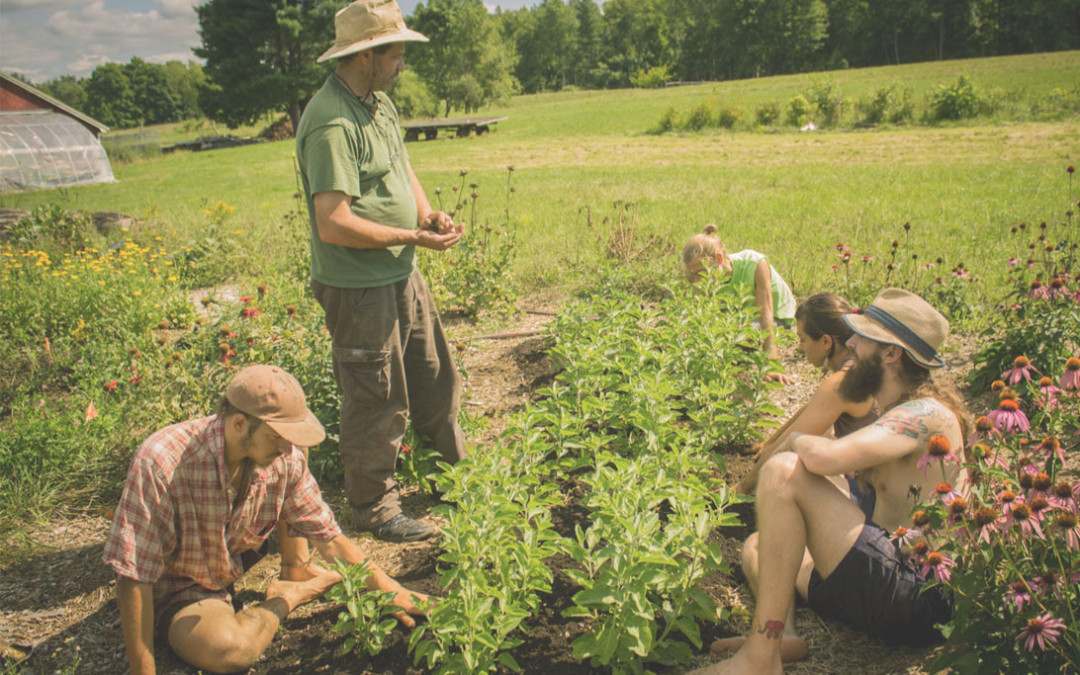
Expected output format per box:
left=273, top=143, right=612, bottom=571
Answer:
left=2, top=0, right=85, bottom=11
left=67, top=54, right=115, bottom=73
left=2, top=0, right=202, bottom=79
left=146, top=50, right=199, bottom=64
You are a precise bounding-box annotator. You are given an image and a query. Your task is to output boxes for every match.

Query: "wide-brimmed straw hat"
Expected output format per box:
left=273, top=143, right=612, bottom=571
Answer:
left=226, top=365, right=326, bottom=447
left=317, top=0, right=428, bottom=63
left=843, top=288, right=948, bottom=368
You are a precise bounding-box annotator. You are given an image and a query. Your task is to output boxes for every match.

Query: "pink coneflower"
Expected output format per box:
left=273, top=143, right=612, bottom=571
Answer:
left=909, top=540, right=931, bottom=565
left=1028, top=279, right=1050, bottom=300
left=1009, top=502, right=1045, bottom=539
left=935, top=482, right=960, bottom=505
left=1031, top=471, right=1053, bottom=495
left=256, top=284, right=270, bottom=296
left=1035, top=376, right=1062, bottom=410
left=1034, top=571, right=1065, bottom=599
left=1061, top=357, right=1080, bottom=391
left=1048, top=277, right=1070, bottom=300
left=947, top=497, right=969, bottom=528
left=1051, top=481, right=1079, bottom=512
left=1015, top=613, right=1065, bottom=652
left=918, top=434, right=960, bottom=477
left=890, top=525, right=921, bottom=547
left=987, top=398, right=1030, bottom=433
left=967, top=415, right=1002, bottom=448
left=998, top=489, right=1020, bottom=514
left=1001, top=356, right=1039, bottom=384
left=1007, top=257, right=1019, bottom=266
left=972, top=506, right=1003, bottom=544
left=1004, top=580, right=1034, bottom=612
left=971, top=443, right=1009, bottom=471
left=920, top=551, right=955, bottom=583
left=1052, top=511, right=1080, bottom=551
left=1029, top=495, right=1051, bottom=526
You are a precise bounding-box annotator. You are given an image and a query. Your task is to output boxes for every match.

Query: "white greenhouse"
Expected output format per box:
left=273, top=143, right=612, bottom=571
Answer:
left=0, top=73, right=114, bottom=192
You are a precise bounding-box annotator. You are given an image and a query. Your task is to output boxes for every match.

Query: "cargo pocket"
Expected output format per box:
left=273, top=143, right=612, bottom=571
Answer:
left=334, top=345, right=392, bottom=402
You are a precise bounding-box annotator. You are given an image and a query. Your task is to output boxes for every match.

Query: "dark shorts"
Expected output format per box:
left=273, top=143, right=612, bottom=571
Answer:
left=806, top=523, right=952, bottom=647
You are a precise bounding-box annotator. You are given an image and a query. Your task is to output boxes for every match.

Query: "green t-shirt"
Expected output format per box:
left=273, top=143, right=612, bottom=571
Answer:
left=729, top=249, right=796, bottom=320
left=296, top=76, right=418, bottom=288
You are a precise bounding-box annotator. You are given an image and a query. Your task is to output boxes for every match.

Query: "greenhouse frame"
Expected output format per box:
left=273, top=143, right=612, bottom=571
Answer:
left=1, top=73, right=114, bottom=192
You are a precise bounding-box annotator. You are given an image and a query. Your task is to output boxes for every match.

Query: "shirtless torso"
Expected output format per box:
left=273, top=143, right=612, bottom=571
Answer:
left=860, top=397, right=964, bottom=533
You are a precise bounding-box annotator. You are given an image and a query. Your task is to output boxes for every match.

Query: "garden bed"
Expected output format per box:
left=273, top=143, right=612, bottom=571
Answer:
left=0, top=300, right=959, bottom=674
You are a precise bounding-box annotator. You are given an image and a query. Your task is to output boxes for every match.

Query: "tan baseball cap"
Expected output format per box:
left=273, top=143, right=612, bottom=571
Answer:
left=317, top=0, right=428, bottom=63
left=226, top=365, right=326, bottom=447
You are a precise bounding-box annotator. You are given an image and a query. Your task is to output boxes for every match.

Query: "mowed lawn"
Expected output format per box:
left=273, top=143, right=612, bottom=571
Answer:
left=6, top=51, right=1080, bottom=301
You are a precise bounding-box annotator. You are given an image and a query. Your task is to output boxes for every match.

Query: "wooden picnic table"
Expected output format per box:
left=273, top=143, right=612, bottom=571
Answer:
left=401, top=116, right=508, bottom=141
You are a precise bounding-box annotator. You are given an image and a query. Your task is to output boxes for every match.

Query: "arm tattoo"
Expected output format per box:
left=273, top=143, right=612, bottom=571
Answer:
left=757, top=620, right=785, bottom=640
left=875, top=402, right=932, bottom=440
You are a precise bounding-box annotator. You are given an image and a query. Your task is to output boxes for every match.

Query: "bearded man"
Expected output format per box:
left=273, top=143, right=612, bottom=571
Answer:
left=695, top=288, right=971, bottom=674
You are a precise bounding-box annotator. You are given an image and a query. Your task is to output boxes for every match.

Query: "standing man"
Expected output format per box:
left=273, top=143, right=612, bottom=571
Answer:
left=104, top=365, right=426, bottom=675
left=297, top=0, right=466, bottom=543
left=694, top=289, right=970, bottom=674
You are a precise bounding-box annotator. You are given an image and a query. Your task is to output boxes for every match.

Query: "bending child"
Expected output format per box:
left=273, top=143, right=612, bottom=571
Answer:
left=683, top=224, right=797, bottom=384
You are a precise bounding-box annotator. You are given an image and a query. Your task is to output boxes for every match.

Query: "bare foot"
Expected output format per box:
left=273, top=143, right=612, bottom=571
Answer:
left=279, top=560, right=332, bottom=582
left=265, top=569, right=343, bottom=612
left=711, top=634, right=808, bottom=662
left=688, top=645, right=784, bottom=675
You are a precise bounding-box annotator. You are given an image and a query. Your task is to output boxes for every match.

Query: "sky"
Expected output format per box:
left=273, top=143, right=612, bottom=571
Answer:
left=0, top=0, right=535, bottom=83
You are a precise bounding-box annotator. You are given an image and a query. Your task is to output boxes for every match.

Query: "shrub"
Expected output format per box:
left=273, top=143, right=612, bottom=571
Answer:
left=630, top=65, right=670, bottom=89
left=928, top=75, right=984, bottom=121
left=785, top=94, right=812, bottom=127
left=806, top=78, right=844, bottom=127
left=858, top=85, right=914, bottom=125
left=755, top=100, right=781, bottom=127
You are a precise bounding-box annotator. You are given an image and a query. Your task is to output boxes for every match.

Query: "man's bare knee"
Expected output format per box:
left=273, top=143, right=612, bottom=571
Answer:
left=756, top=451, right=801, bottom=496
left=171, top=620, right=263, bottom=674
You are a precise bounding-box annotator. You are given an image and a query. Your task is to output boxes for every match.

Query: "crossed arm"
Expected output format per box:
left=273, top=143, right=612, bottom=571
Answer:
left=792, top=398, right=949, bottom=476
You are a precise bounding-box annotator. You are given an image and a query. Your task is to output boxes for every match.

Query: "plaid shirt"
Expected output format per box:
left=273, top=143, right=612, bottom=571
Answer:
left=103, top=415, right=341, bottom=600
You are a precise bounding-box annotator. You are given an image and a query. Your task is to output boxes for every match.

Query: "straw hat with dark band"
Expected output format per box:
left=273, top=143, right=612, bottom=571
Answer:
left=843, top=288, right=948, bottom=369
left=317, top=0, right=428, bottom=63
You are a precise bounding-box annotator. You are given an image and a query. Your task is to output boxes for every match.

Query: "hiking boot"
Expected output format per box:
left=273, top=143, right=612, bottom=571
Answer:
left=368, top=513, right=435, bottom=543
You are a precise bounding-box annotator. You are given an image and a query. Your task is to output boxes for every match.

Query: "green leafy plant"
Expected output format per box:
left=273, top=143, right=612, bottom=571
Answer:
left=326, top=559, right=402, bottom=658
left=419, top=168, right=520, bottom=318
left=928, top=74, right=985, bottom=121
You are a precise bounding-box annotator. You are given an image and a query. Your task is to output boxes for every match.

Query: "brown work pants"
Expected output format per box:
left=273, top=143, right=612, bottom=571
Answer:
left=312, top=270, right=466, bottom=528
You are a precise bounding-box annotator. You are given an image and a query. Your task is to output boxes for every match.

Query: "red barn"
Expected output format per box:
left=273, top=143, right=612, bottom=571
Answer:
left=1, top=73, right=114, bottom=191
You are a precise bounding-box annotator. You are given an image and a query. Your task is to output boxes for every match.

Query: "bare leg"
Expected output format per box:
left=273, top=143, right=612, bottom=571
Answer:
left=710, top=533, right=812, bottom=662
left=689, top=452, right=866, bottom=674
left=168, top=573, right=341, bottom=673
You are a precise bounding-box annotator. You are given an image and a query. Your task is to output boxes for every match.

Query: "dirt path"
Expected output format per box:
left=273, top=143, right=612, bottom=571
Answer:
left=0, top=297, right=975, bottom=674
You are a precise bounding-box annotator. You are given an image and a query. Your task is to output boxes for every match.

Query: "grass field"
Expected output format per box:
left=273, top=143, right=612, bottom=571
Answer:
left=4, top=51, right=1079, bottom=302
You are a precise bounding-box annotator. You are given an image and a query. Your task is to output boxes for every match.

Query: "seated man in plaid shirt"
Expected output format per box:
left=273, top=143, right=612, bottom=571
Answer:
left=103, top=365, right=426, bottom=674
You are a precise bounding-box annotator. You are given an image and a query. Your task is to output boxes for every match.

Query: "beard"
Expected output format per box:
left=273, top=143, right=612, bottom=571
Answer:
left=839, top=349, right=885, bottom=402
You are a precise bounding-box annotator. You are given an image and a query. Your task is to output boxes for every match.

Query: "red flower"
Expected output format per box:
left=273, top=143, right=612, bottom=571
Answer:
left=104, top=380, right=118, bottom=393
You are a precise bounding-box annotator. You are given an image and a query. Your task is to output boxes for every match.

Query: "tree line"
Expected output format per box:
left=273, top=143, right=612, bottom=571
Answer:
left=26, top=0, right=1080, bottom=130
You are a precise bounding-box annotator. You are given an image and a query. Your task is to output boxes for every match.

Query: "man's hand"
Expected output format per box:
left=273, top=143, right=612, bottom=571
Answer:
left=383, top=579, right=430, bottom=629
left=421, top=210, right=457, bottom=234
left=415, top=223, right=463, bottom=251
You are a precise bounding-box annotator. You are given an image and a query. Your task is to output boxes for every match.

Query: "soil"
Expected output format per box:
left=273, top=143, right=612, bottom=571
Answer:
left=0, top=294, right=982, bottom=675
